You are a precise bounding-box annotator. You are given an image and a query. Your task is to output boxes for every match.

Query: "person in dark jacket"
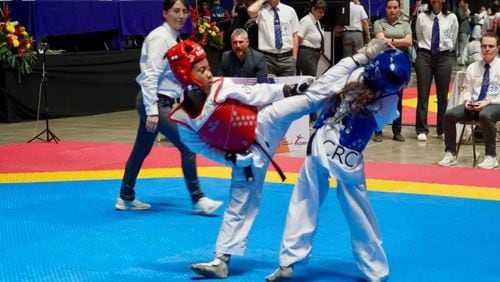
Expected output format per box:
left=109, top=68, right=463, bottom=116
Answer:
left=218, top=28, right=268, bottom=81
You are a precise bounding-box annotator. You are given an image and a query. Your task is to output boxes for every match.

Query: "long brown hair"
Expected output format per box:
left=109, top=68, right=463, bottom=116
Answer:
left=338, top=81, right=375, bottom=114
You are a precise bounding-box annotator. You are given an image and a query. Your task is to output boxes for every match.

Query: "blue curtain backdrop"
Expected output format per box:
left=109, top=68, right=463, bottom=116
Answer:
left=360, top=0, right=386, bottom=19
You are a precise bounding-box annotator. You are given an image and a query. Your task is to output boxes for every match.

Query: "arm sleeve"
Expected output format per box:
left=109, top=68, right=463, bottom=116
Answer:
left=222, top=82, right=286, bottom=106
left=452, top=15, right=459, bottom=48
left=373, top=20, right=383, bottom=34
left=297, top=17, right=307, bottom=38
left=178, top=125, right=233, bottom=166
left=415, top=14, right=423, bottom=42
left=460, top=65, right=474, bottom=102
left=140, top=35, right=169, bottom=116
left=301, top=55, right=366, bottom=111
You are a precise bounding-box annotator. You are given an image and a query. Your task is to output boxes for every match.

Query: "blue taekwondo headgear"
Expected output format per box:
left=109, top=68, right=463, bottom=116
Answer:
left=362, top=48, right=411, bottom=98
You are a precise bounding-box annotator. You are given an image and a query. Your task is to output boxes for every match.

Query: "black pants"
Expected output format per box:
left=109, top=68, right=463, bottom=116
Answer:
left=119, top=94, right=204, bottom=202
left=444, top=104, right=500, bottom=157
left=414, top=49, right=453, bottom=135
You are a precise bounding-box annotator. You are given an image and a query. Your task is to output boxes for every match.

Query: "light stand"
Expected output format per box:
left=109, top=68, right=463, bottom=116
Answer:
left=27, top=42, right=60, bottom=143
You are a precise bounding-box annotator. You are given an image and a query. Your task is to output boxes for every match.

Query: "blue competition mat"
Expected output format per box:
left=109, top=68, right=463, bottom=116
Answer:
left=1, top=177, right=500, bottom=281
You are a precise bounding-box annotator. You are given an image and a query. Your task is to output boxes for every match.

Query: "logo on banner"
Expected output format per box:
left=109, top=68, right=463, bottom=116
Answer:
left=294, top=134, right=307, bottom=146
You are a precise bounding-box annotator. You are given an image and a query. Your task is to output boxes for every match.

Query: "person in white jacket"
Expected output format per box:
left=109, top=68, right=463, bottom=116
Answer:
left=166, top=39, right=395, bottom=279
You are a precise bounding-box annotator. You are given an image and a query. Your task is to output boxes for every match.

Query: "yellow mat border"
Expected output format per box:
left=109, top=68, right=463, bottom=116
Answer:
left=1, top=167, right=499, bottom=201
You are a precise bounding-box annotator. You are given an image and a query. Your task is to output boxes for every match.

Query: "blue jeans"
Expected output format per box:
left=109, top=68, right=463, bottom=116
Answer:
left=119, top=94, right=204, bottom=202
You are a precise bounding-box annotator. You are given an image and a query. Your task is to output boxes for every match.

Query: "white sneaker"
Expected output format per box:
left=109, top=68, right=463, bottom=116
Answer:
left=477, top=155, right=499, bottom=169
left=438, top=152, right=457, bottom=167
left=417, top=133, right=427, bottom=142
left=191, top=258, right=228, bottom=279
left=193, top=197, right=223, bottom=215
left=265, top=266, right=293, bottom=282
left=115, top=198, right=151, bottom=211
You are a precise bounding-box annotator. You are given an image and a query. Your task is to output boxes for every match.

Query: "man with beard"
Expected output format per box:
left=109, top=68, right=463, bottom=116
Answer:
left=218, top=28, right=268, bottom=81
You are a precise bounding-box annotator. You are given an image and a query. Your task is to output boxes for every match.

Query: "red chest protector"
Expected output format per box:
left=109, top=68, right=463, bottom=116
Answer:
left=198, top=98, right=257, bottom=152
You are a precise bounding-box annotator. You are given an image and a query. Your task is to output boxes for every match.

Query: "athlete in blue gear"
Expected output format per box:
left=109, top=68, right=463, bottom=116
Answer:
left=265, top=48, right=411, bottom=282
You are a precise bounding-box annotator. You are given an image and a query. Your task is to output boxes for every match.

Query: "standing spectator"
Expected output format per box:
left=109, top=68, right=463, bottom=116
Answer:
left=200, top=0, right=211, bottom=21
left=231, top=0, right=251, bottom=30
left=211, top=0, right=231, bottom=31
left=414, top=0, right=458, bottom=141
left=218, top=28, right=268, bottom=80
left=211, top=0, right=232, bottom=53
left=248, top=0, right=300, bottom=77
left=460, top=27, right=482, bottom=66
left=296, top=0, right=327, bottom=77
left=456, top=0, right=471, bottom=66
left=438, top=33, right=500, bottom=169
left=472, top=6, right=487, bottom=39
left=340, top=0, right=370, bottom=58
left=114, top=0, right=223, bottom=214
left=410, top=0, right=428, bottom=61
left=372, top=0, right=412, bottom=143
left=410, top=0, right=427, bottom=19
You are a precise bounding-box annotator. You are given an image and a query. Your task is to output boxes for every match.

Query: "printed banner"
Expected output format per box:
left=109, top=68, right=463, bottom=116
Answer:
left=227, top=76, right=312, bottom=154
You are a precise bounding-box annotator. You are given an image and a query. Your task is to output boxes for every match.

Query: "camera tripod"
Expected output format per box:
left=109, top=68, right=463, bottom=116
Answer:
left=27, top=42, right=60, bottom=143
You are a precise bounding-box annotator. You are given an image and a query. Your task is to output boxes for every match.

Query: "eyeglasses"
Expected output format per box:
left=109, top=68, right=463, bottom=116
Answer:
left=171, top=8, right=190, bottom=16
left=481, top=44, right=497, bottom=49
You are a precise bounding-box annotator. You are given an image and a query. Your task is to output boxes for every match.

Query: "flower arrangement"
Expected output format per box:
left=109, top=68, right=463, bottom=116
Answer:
left=190, top=8, right=224, bottom=50
left=0, top=3, right=37, bottom=83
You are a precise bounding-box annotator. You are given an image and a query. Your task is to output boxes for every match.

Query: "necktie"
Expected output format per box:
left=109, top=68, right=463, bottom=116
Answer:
left=431, top=16, right=440, bottom=56
left=176, top=35, right=181, bottom=43
left=316, top=21, right=324, bottom=51
left=273, top=7, right=283, bottom=49
left=478, top=63, right=490, bottom=101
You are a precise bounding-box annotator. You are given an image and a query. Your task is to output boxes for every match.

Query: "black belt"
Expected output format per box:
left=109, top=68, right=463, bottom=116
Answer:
left=299, top=46, right=321, bottom=52
left=343, top=29, right=362, bottom=33
left=157, top=94, right=177, bottom=108
left=417, top=48, right=452, bottom=55
left=254, top=141, right=286, bottom=182
left=259, top=50, right=293, bottom=59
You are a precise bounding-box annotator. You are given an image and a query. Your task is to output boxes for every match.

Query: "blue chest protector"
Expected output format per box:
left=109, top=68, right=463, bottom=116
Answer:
left=313, top=95, right=377, bottom=152
left=339, top=114, right=377, bottom=152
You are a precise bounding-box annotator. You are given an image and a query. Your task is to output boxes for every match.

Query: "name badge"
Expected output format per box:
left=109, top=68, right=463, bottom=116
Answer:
left=487, top=83, right=499, bottom=97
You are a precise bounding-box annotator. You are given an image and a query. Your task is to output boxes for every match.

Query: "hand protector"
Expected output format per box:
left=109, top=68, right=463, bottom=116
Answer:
left=283, top=78, right=314, bottom=97
left=356, top=38, right=388, bottom=61
left=225, top=152, right=254, bottom=168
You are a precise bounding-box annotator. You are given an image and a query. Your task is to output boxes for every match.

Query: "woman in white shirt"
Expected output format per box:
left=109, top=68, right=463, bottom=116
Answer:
left=296, top=0, right=327, bottom=77
left=115, top=0, right=223, bottom=214
left=414, top=0, right=458, bottom=141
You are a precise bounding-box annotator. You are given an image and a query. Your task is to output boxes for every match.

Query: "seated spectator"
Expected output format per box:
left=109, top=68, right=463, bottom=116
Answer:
left=438, top=33, right=500, bottom=169
left=218, top=28, right=268, bottom=81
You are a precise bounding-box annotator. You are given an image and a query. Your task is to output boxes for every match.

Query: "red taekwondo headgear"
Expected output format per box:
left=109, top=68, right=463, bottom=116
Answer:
left=166, top=40, right=207, bottom=88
